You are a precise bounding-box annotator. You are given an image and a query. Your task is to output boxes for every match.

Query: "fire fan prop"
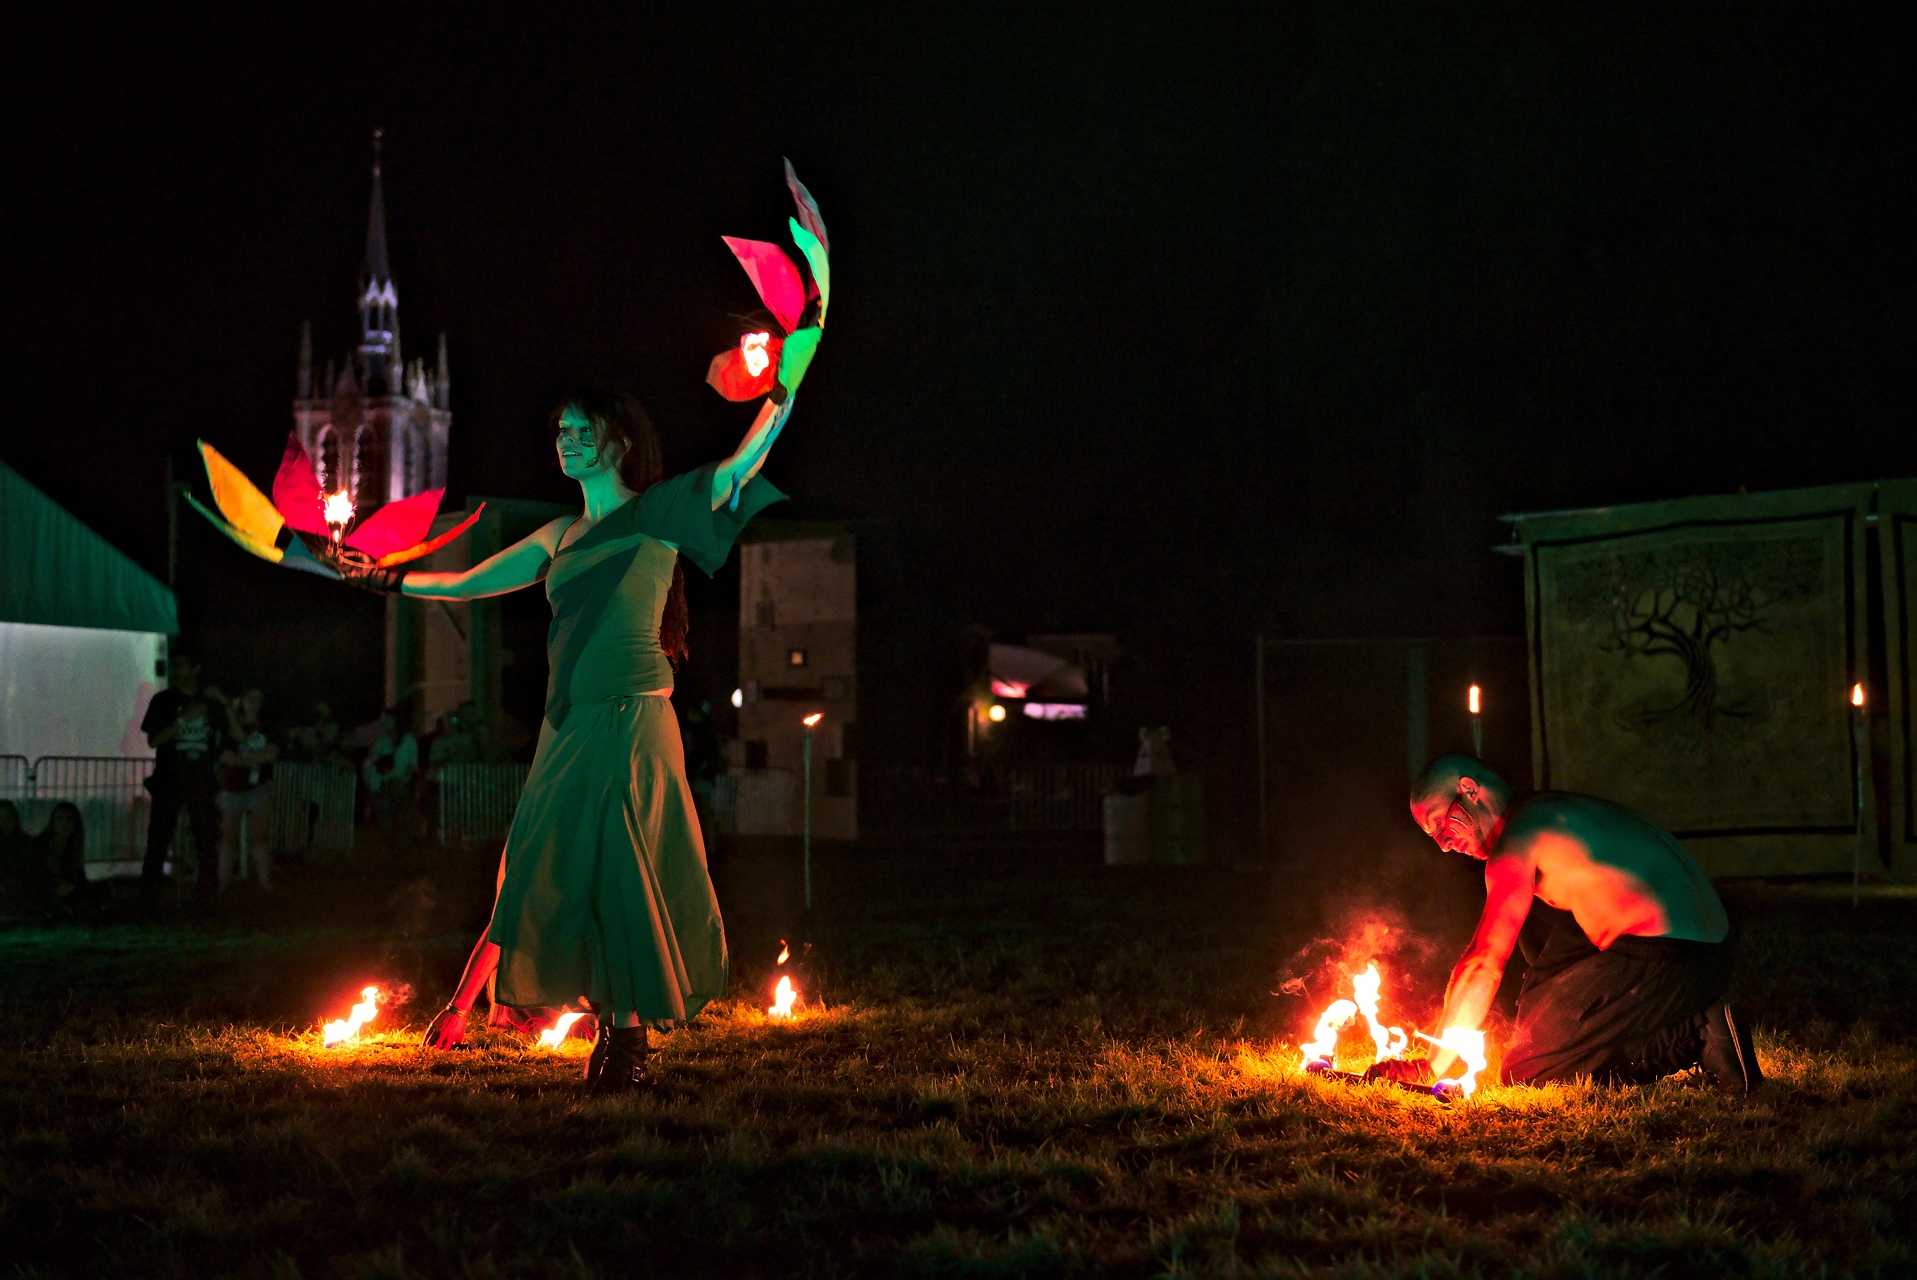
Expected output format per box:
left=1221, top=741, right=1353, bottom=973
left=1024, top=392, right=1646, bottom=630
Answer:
left=1296, top=963, right=1487, bottom=1099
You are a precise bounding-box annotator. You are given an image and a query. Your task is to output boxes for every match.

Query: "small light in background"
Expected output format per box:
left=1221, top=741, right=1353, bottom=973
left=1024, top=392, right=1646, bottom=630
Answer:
left=730, top=688, right=744, bottom=709
left=990, top=679, right=1029, bottom=699
left=803, top=712, right=824, bottom=728
left=1468, top=684, right=1481, bottom=715
left=788, top=648, right=808, bottom=667
left=1852, top=683, right=1866, bottom=708
left=1023, top=702, right=1087, bottom=721
left=987, top=704, right=1007, bottom=723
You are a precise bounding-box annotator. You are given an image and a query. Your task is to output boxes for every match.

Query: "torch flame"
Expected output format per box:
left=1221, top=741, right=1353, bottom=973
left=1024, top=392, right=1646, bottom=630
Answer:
left=537, top=1011, right=586, bottom=1050
left=803, top=712, right=823, bottom=727
left=776, top=941, right=790, bottom=965
left=1852, top=682, right=1866, bottom=708
left=1417, top=1027, right=1488, bottom=1096
left=321, top=985, right=382, bottom=1047
left=741, top=331, right=772, bottom=377
left=1468, top=684, right=1482, bottom=715
left=768, top=975, right=798, bottom=1020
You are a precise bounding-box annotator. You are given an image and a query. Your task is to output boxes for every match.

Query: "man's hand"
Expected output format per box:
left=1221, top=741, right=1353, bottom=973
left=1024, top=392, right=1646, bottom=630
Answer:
left=1366, top=1058, right=1435, bottom=1085
left=423, top=1005, right=468, bottom=1050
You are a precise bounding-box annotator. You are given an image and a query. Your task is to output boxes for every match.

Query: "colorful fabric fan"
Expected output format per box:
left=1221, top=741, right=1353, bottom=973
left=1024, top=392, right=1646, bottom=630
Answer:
left=188, top=432, right=482, bottom=579
left=704, top=158, right=831, bottom=406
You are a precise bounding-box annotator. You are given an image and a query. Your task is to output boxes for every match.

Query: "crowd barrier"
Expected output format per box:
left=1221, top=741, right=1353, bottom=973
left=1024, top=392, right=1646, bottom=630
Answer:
left=437, top=762, right=530, bottom=849
left=1008, top=762, right=1127, bottom=831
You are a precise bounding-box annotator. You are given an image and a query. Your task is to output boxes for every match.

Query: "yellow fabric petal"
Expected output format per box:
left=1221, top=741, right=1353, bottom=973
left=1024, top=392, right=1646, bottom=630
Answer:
left=185, top=493, right=284, bottom=564
left=198, top=440, right=285, bottom=546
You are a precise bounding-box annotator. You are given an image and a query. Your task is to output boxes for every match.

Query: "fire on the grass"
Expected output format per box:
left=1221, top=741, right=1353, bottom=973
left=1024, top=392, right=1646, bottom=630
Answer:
left=1295, top=962, right=1486, bottom=1099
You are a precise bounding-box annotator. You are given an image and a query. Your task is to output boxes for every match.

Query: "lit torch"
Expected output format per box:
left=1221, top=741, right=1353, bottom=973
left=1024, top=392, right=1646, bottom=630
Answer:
left=537, top=1011, right=586, bottom=1050
left=322, top=985, right=383, bottom=1047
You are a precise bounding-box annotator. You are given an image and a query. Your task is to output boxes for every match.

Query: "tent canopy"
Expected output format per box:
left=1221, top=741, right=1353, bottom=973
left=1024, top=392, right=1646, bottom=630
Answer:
left=1, top=458, right=177, bottom=634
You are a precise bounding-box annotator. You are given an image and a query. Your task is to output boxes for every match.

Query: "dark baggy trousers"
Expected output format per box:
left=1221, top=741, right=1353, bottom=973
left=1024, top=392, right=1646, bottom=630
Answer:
left=1501, top=904, right=1732, bottom=1085
left=142, top=776, right=220, bottom=895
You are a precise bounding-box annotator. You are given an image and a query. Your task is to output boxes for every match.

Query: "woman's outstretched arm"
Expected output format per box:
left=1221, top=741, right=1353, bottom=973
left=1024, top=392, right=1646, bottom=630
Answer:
left=403, top=516, right=573, bottom=601
left=708, top=398, right=789, bottom=510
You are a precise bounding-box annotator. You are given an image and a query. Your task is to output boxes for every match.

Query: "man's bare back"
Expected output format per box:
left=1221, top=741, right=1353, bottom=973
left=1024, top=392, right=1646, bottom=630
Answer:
left=1501, top=793, right=1727, bottom=950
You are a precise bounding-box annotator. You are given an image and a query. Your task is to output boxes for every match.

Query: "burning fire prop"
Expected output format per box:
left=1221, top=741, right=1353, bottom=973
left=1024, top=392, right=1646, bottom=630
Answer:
left=1296, top=963, right=1487, bottom=1100
left=768, top=940, right=801, bottom=1020
left=537, top=1011, right=587, bottom=1050
left=322, top=985, right=384, bottom=1047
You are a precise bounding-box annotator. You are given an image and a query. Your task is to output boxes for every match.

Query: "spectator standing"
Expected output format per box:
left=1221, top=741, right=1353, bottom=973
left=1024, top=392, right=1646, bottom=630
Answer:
left=139, top=654, right=226, bottom=907
left=363, top=706, right=419, bottom=858
left=0, top=800, right=32, bottom=916
left=217, top=689, right=279, bottom=891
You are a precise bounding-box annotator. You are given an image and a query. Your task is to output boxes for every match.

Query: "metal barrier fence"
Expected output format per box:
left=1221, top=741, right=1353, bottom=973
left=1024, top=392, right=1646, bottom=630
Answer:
left=711, top=769, right=799, bottom=835
left=268, top=762, right=358, bottom=856
left=1008, top=762, right=1127, bottom=831
left=0, top=755, right=29, bottom=804
left=437, top=763, right=530, bottom=848
left=13, top=756, right=158, bottom=873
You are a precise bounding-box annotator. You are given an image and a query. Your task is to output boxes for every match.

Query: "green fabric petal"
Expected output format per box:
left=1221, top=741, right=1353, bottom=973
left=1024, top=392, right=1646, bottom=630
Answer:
left=789, top=217, right=830, bottom=324
left=776, top=327, right=824, bottom=397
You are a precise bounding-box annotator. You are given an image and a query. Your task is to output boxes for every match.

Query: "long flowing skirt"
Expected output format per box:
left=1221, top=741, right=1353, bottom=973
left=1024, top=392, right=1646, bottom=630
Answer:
left=489, top=694, right=726, bottom=1021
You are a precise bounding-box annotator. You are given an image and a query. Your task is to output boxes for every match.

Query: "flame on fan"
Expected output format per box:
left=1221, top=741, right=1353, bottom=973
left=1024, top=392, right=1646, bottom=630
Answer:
left=1417, top=1027, right=1488, bottom=1097
left=323, top=491, right=355, bottom=540
left=741, top=331, right=773, bottom=377
left=1298, top=963, right=1405, bottom=1068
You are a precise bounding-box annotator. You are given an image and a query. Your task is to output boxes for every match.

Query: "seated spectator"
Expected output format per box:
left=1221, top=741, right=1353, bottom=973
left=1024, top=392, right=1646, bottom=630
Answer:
left=32, top=801, right=99, bottom=916
left=218, top=688, right=279, bottom=891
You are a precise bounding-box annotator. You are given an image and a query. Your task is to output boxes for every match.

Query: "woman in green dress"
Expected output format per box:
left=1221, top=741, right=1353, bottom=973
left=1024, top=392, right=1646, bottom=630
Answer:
left=387, top=387, right=783, bottom=1090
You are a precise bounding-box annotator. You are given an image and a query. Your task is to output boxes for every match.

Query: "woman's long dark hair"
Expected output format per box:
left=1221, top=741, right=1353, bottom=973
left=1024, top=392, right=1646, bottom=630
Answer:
left=549, top=387, right=689, bottom=667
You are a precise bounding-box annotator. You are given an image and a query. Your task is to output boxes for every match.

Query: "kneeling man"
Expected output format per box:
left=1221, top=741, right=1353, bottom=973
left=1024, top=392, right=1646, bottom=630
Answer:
left=1390, top=754, right=1761, bottom=1092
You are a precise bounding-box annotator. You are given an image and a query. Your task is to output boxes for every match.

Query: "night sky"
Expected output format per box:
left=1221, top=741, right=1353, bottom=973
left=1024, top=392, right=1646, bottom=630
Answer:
left=7, top=7, right=1913, bottom=835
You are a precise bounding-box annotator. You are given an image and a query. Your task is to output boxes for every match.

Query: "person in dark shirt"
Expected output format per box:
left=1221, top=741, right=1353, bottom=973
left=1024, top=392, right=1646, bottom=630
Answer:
left=139, top=654, right=226, bottom=906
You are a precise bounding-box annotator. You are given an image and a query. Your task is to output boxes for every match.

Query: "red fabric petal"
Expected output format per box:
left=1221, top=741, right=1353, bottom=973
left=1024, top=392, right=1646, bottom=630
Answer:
left=345, top=488, right=443, bottom=558
left=272, top=433, right=329, bottom=534
left=377, top=503, right=485, bottom=567
left=721, top=237, right=805, bottom=334
left=705, top=338, right=783, bottom=402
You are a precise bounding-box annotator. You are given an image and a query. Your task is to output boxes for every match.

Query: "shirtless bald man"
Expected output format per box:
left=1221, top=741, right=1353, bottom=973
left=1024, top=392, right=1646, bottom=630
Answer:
left=1383, top=754, right=1762, bottom=1092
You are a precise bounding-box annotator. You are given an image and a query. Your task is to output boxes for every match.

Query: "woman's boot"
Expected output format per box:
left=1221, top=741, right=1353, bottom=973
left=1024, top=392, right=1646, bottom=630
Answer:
left=590, top=1025, right=655, bottom=1094
left=584, top=1020, right=611, bottom=1085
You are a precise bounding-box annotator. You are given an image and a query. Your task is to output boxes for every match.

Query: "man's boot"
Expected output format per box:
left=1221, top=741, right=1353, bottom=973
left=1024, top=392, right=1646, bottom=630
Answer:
left=1699, top=1001, right=1763, bottom=1093
left=589, top=1026, right=656, bottom=1094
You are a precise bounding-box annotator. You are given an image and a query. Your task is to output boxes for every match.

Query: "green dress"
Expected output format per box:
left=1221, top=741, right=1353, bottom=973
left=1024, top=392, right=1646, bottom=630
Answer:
left=489, top=464, right=782, bottom=1020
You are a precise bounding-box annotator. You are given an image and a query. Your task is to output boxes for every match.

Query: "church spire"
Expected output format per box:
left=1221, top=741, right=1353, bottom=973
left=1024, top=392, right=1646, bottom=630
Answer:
left=358, top=128, right=398, bottom=393
left=366, top=128, right=391, bottom=286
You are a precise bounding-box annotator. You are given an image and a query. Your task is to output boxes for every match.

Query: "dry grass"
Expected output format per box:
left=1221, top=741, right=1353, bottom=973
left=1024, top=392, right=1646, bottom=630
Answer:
left=1, top=841, right=1913, bottom=1278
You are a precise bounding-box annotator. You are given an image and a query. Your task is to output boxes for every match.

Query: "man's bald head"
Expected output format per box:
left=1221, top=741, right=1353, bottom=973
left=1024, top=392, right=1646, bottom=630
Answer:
left=1412, top=754, right=1510, bottom=809
left=1411, top=754, right=1513, bottom=860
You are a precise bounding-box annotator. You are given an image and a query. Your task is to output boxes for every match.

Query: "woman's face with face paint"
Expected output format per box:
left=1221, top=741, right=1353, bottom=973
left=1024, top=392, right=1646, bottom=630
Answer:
left=555, top=405, right=626, bottom=481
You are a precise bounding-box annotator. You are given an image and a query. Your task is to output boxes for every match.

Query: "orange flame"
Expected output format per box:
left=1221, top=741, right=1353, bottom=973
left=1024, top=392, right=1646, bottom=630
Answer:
left=776, top=940, right=790, bottom=965
left=803, top=712, right=823, bottom=727
left=1418, top=1027, right=1488, bottom=1096
left=1852, top=682, right=1866, bottom=708
left=323, top=491, right=355, bottom=539
left=741, top=331, right=773, bottom=377
left=1468, top=684, right=1482, bottom=715
left=768, top=975, right=798, bottom=1020
left=537, top=1011, right=586, bottom=1050
left=322, top=985, right=382, bottom=1047
left=1299, top=963, right=1405, bottom=1069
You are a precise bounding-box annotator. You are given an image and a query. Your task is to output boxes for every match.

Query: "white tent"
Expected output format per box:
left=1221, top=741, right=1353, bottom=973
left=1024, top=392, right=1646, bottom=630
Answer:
left=1, top=459, right=177, bottom=765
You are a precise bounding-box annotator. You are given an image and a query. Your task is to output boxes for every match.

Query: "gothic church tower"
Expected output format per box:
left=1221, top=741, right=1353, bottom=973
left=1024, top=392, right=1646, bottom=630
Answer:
left=292, top=130, right=450, bottom=510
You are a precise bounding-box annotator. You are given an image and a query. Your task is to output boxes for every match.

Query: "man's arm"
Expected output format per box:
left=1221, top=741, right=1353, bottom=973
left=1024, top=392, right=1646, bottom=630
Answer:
left=1429, top=850, right=1535, bottom=1075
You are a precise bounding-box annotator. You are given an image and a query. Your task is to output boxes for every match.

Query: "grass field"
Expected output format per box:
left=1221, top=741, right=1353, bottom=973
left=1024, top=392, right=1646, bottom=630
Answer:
left=2, top=835, right=1914, bottom=1278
